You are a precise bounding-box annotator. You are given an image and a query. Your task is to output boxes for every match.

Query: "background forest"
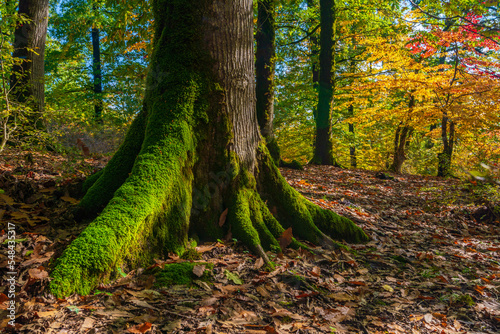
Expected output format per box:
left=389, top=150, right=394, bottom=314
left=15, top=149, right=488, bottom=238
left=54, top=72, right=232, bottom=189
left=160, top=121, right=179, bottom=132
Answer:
left=1, top=0, right=499, bottom=179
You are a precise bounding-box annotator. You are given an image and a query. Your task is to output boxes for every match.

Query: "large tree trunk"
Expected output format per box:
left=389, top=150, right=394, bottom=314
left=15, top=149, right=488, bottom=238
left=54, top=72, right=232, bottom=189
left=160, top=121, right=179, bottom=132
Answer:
left=10, top=0, right=49, bottom=128
left=50, top=0, right=368, bottom=297
left=91, top=3, right=103, bottom=122
left=311, top=0, right=338, bottom=166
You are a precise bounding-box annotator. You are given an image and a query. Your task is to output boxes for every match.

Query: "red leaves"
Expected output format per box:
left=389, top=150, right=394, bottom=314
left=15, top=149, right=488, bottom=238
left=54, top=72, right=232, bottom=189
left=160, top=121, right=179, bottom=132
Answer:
left=127, top=322, right=152, bottom=333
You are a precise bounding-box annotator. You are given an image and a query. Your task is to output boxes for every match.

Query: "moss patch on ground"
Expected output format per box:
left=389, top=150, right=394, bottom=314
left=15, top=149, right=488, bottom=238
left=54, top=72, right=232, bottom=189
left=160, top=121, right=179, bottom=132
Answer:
left=154, top=262, right=213, bottom=287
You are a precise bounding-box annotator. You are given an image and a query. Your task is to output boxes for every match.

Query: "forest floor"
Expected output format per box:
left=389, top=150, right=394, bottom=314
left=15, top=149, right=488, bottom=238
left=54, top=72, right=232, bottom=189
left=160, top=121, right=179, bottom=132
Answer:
left=0, top=149, right=499, bottom=334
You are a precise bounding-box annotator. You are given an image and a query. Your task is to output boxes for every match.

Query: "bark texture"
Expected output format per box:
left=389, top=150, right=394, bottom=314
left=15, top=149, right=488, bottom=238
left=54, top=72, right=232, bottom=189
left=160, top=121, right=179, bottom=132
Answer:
left=311, top=0, right=337, bottom=166
left=50, top=0, right=368, bottom=298
left=11, top=0, right=49, bottom=127
left=256, top=0, right=275, bottom=141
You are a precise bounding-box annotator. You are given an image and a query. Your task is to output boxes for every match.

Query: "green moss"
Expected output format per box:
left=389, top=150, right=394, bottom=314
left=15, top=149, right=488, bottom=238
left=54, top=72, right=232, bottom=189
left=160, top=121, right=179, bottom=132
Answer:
left=78, top=110, right=148, bottom=215
left=180, top=248, right=202, bottom=260
left=155, top=262, right=213, bottom=287
left=453, top=293, right=475, bottom=307
left=81, top=169, right=103, bottom=195
left=280, top=159, right=303, bottom=170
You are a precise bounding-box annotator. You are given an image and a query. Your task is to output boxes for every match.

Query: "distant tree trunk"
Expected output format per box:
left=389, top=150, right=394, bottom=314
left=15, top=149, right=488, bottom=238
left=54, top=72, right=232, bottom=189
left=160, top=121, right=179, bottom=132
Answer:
left=389, top=95, right=414, bottom=174
left=50, top=0, right=368, bottom=297
left=306, top=0, right=319, bottom=89
left=437, top=42, right=459, bottom=178
left=348, top=106, right=356, bottom=169
left=91, top=3, right=103, bottom=122
left=437, top=113, right=454, bottom=177
left=389, top=123, right=413, bottom=174
left=347, top=57, right=356, bottom=168
left=11, top=0, right=49, bottom=129
left=311, top=0, right=338, bottom=166
left=256, top=0, right=278, bottom=161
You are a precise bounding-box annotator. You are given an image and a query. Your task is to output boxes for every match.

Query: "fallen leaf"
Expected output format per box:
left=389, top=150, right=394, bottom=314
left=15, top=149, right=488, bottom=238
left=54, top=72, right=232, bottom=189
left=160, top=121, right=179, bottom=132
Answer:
left=254, top=257, right=264, bottom=270
left=219, top=208, right=228, bottom=227
left=193, top=264, right=206, bottom=277
left=278, top=227, right=293, bottom=250
left=327, top=292, right=355, bottom=301
left=80, top=317, right=95, bottom=330
left=36, top=310, right=57, bottom=318
left=28, top=268, right=49, bottom=280
left=382, top=285, right=394, bottom=293
left=60, top=196, right=79, bottom=204
left=127, top=322, right=152, bottom=333
left=224, top=270, right=243, bottom=285
left=0, top=194, right=14, bottom=205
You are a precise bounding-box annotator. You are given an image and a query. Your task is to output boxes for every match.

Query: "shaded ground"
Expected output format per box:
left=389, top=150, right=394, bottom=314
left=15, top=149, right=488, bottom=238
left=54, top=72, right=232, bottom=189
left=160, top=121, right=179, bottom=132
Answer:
left=0, top=150, right=499, bottom=333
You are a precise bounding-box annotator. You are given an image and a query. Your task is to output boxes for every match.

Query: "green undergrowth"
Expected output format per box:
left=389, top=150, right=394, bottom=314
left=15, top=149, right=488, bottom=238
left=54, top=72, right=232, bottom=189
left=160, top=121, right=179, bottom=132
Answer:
left=151, top=262, right=213, bottom=287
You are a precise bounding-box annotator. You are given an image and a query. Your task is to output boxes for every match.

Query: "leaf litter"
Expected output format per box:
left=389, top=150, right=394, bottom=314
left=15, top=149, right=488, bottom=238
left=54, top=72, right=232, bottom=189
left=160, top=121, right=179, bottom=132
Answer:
left=0, top=150, right=499, bottom=333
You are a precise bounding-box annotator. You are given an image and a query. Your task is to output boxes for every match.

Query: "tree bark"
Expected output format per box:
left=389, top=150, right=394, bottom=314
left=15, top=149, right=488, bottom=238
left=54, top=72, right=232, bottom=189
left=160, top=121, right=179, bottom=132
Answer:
left=389, top=95, right=414, bottom=174
left=256, top=0, right=275, bottom=141
left=348, top=111, right=356, bottom=168
left=256, top=0, right=280, bottom=164
left=437, top=113, right=454, bottom=177
left=91, top=3, right=103, bottom=122
left=10, top=0, right=49, bottom=128
left=50, top=0, right=368, bottom=297
left=311, top=0, right=337, bottom=166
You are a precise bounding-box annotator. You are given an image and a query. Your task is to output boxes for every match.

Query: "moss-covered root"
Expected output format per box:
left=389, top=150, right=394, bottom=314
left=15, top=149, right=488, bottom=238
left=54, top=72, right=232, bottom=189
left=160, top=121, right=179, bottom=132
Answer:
left=306, top=201, right=369, bottom=243
left=229, top=188, right=272, bottom=263
left=50, top=77, right=200, bottom=297
left=77, top=109, right=148, bottom=216
left=257, top=144, right=369, bottom=245
left=228, top=187, right=310, bottom=261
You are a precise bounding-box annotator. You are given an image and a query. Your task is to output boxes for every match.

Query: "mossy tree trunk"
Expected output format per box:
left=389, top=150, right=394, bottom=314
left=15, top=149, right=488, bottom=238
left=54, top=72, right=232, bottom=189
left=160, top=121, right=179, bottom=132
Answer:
left=311, top=0, right=338, bottom=166
left=50, top=0, right=368, bottom=297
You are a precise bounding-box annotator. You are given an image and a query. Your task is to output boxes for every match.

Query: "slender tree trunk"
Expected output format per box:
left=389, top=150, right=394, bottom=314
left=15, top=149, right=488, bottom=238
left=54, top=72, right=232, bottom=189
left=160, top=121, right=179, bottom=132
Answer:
left=50, top=0, right=368, bottom=298
left=437, top=113, right=454, bottom=177
left=10, top=0, right=49, bottom=128
left=256, top=0, right=275, bottom=141
left=91, top=3, right=103, bottom=122
left=347, top=58, right=356, bottom=168
left=389, top=95, right=414, bottom=174
left=311, top=0, right=337, bottom=166
left=437, top=43, right=459, bottom=177
left=348, top=106, right=356, bottom=168
left=256, top=0, right=279, bottom=162
left=306, top=0, right=319, bottom=90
